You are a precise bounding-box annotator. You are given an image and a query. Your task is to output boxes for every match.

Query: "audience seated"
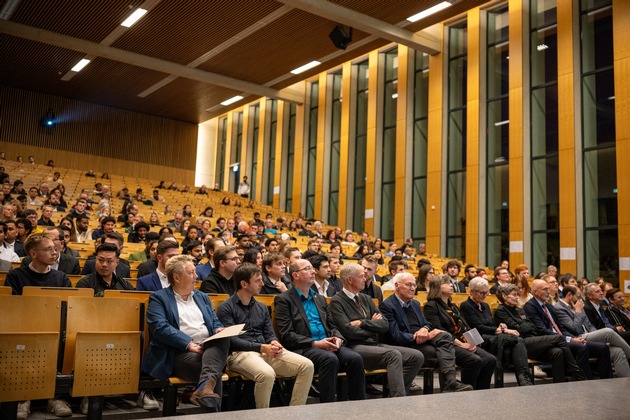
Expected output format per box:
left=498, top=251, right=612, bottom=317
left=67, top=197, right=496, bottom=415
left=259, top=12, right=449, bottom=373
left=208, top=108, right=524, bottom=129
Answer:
left=76, top=242, right=133, bottom=296
left=136, top=239, right=180, bottom=291
left=199, top=246, right=239, bottom=295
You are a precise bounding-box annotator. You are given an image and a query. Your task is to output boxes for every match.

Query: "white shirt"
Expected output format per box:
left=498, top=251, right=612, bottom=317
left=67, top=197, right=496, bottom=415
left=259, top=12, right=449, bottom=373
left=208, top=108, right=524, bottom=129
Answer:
left=75, top=228, right=92, bottom=243
left=174, top=290, right=210, bottom=344
left=0, top=245, right=20, bottom=263
left=314, top=279, right=330, bottom=296
left=238, top=182, right=250, bottom=195
left=27, top=197, right=43, bottom=206
left=157, top=268, right=169, bottom=289
left=381, top=279, right=396, bottom=291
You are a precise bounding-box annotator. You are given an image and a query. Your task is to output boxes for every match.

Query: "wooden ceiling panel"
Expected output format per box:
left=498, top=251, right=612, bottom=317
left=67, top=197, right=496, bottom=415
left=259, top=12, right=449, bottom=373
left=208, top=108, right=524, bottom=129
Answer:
left=11, top=0, right=145, bottom=42
left=198, top=8, right=372, bottom=85
left=332, top=0, right=442, bottom=25
left=112, top=0, right=284, bottom=65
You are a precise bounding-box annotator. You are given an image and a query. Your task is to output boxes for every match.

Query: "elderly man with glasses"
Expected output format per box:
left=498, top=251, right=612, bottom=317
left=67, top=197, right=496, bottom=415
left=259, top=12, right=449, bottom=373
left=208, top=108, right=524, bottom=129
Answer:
left=379, top=272, right=473, bottom=392
left=330, top=263, right=424, bottom=397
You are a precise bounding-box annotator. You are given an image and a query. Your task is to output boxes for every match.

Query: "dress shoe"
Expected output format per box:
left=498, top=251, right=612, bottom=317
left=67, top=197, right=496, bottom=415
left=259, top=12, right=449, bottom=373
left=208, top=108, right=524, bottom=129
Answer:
left=443, top=380, right=474, bottom=392
left=517, top=371, right=534, bottom=386
left=570, top=369, right=587, bottom=381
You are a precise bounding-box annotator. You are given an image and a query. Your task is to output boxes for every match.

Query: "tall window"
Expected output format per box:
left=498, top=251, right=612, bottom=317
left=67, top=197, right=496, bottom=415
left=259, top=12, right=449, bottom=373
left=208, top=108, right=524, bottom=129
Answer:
left=230, top=111, right=243, bottom=193
left=486, top=5, right=510, bottom=267
left=412, top=52, right=429, bottom=244
left=353, top=61, right=369, bottom=233
left=216, top=116, right=227, bottom=189
left=380, top=49, right=398, bottom=241
left=250, top=104, right=260, bottom=201
left=305, top=82, right=319, bottom=219
left=580, top=0, right=617, bottom=283
left=328, top=72, right=342, bottom=226
left=284, top=103, right=296, bottom=212
left=446, top=22, right=468, bottom=261
left=265, top=99, right=278, bottom=205
left=530, top=0, right=559, bottom=273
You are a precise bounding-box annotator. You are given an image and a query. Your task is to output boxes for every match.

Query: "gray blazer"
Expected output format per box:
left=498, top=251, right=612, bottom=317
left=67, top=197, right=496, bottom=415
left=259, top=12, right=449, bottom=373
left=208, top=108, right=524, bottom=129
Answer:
left=553, top=300, right=595, bottom=336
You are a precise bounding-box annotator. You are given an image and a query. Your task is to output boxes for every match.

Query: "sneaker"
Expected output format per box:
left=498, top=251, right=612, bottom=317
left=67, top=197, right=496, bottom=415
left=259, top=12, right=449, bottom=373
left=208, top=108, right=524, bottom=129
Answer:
left=80, top=397, right=89, bottom=415
left=409, top=381, right=423, bottom=393
left=443, top=380, right=474, bottom=393
left=17, top=401, right=30, bottom=420
left=47, top=399, right=72, bottom=417
left=137, top=390, right=160, bottom=410
left=533, top=365, right=547, bottom=378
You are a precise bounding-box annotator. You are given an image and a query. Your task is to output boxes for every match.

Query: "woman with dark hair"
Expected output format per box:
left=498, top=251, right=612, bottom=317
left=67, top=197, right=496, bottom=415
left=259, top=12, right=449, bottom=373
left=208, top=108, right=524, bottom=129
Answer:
left=182, top=204, right=193, bottom=218
left=221, top=196, right=231, bottom=206
left=324, top=229, right=337, bottom=244
left=352, top=244, right=370, bottom=259
left=423, top=275, right=497, bottom=390
left=181, top=226, right=199, bottom=251
left=371, top=237, right=384, bottom=251
left=416, top=263, right=435, bottom=292
left=101, top=172, right=110, bottom=179
left=243, top=248, right=263, bottom=268
left=59, top=217, right=78, bottom=242
left=201, top=206, right=214, bottom=217
left=158, top=226, right=173, bottom=236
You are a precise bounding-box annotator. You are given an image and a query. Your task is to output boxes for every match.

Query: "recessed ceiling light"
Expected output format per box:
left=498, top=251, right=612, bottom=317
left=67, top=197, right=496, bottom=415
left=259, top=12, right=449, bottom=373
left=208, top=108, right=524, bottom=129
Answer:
left=121, top=8, right=147, bottom=27
left=71, top=58, right=91, bottom=72
left=290, top=61, right=321, bottom=75
left=407, top=1, right=451, bottom=22
left=221, top=95, right=244, bottom=106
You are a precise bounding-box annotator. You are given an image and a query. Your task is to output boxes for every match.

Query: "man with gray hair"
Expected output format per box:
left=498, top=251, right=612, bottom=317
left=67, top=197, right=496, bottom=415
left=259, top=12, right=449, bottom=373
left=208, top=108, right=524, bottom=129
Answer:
left=379, top=272, right=472, bottom=392
left=330, top=263, right=424, bottom=397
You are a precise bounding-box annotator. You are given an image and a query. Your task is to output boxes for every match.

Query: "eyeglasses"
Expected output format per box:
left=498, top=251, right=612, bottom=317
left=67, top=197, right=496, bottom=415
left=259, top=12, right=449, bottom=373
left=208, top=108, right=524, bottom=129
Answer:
left=225, top=256, right=241, bottom=262
left=402, top=282, right=417, bottom=288
left=474, top=290, right=489, bottom=296
left=295, top=266, right=314, bottom=273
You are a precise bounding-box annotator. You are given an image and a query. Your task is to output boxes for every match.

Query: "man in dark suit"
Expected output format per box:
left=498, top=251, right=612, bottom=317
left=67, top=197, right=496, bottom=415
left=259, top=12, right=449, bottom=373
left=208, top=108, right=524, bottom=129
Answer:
left=21, top=227, right=80, bottom=275
left=4, top=220, right=25, bottom=257
left=379, top=272, right=472, bottom=392
left=59, top=226, right=80, bottom=257
left=607, top=288, right=630, bottom=331
left=360, top=255, right=383, bottom=303
left=137, top=240, right=180, bottom=291
left=524, top=280, right=612, bottom=379
left=274, top=258, right=365, bottom=403
left=81, top=233, right=130, bottom=279
left=309, top=255, right=342, bottom=297
left=583, top=283, right=630, bottom=345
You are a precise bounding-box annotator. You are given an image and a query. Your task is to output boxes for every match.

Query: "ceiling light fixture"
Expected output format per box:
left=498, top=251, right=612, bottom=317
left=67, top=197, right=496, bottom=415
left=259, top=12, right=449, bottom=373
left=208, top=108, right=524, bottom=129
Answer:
left=221, top=95, right=244, bottom=106
left=407, top=1, right=452, bottom=22
left=290, top=61, right=321, bottom=75
left=70, top=58, right=91, bottom=72
left=121, top=8, right=147, bottom=27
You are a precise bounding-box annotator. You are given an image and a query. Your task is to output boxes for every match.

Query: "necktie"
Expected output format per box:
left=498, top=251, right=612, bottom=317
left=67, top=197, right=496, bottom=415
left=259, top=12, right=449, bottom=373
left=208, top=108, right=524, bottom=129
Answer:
left=598, top=307, right=615, bottom=329
left=354, top=296, right=366, bottom=318
left=542, top=304, right=562, bottom=335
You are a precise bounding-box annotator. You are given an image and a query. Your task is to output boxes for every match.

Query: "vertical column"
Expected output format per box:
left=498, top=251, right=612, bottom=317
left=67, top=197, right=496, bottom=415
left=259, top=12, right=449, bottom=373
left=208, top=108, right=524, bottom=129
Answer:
left=557, top=0, right=577, bottom=274
left=254, top=99, right=267, bottom=203
left=394, top=45, right=411, bottom=245
left=222, top=113, right=233, bottom=191
left=240, top=105, right=250, bottom=177
left=613, top=0, right=630, bottom=285
left=314, top=73, right=327, bottom=221
left=508, top=0, right=525, bottom=266
left=273, top=101, right=285, bottom=209
left=338, top=62, right=352, bottom=228
left=466, top=9, right=481, bottom=264
left=292, top=84, right=307, bottom=215
left=364, top=50, right=379, bottom=235
left=426, top=36, right=445, bottom=254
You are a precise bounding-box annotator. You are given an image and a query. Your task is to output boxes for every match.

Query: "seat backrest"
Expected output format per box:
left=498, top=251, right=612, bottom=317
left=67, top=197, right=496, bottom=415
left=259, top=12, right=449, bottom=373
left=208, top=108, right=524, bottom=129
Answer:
left=0, top=295, right=62, bottom=402
left=0, top=286, right=12, bottom=295
left=22, top=286, right=93, bottom=301
left=63, top=296, right=140, bottom=374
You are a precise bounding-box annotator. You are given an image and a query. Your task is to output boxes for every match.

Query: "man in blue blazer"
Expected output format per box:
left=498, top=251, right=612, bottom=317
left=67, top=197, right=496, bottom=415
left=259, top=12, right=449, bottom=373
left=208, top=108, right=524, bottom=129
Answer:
left=136, top=240, right=180, bottom=291
left=524, top=279, right=612, bottom=379
left=141, top=255, right=229, bottom=409
left=379, top=272, right=472, bottom=392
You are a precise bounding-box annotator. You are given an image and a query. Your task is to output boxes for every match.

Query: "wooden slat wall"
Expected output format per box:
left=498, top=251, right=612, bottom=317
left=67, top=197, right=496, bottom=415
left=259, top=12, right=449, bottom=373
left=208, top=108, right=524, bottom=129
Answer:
left=0, top=86, right=197, bottom=183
